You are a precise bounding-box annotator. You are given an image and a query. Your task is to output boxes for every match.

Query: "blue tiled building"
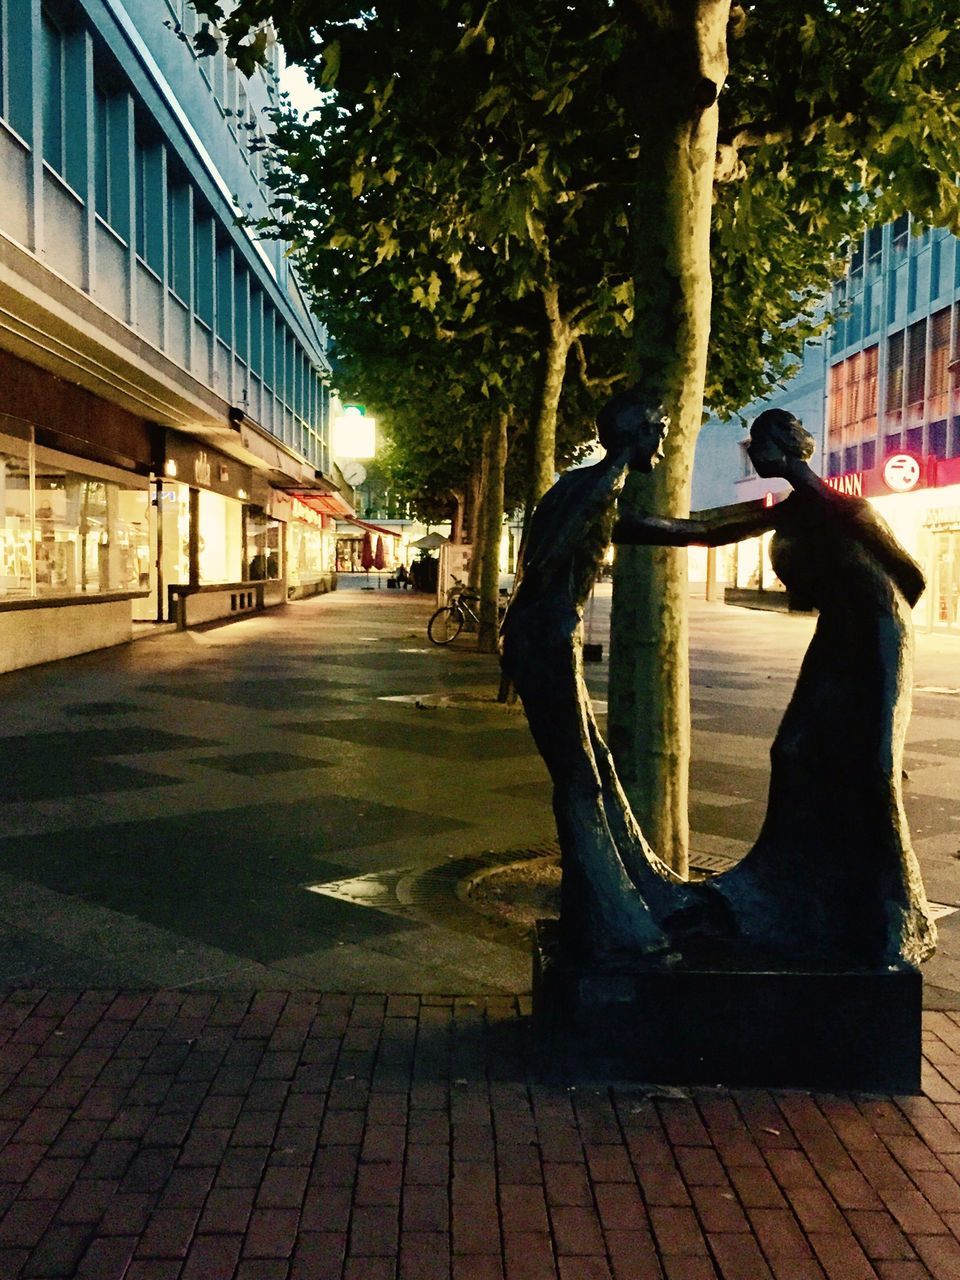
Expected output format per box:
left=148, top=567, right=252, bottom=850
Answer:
left=0, top=0, right=342, bottom=670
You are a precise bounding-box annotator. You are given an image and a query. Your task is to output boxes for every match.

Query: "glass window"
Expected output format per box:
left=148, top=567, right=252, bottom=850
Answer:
left=886, top=331, right=905, bottom=413
left=929, top=421, right=948, bottom=460
left=198, top=489, right=242, bottom=584
left=159, top=479, right=190, bottom=588
left=262, top=306, right=275, bottom=389
left=32, top=456, right=149, bottom=596
left=234, top=264, right=248, bottom=360
left=250, top=289, right=263, bottom=377
left=167, top=181, right=191, bottom=301
left=216, top=240, right=233, bottom=343
left=41, top=10, right=64, bottom=174
left=245, top=511, right=280, bottom=580
left=194, top=208, right=214, bottom=327
left=861, top=440, right=876, bottom=472
left=906, top=319, right=926, bottom=404
left=135, top=126, right=164, bottom=273
left=0, top=421, right=33, bottom=600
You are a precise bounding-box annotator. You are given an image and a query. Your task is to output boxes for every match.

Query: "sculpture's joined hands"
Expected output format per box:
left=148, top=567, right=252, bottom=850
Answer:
left=500, top=393, right=937, bottom=972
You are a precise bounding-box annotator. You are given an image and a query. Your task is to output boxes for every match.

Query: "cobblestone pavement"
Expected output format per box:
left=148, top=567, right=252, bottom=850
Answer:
left=2, top=990, right=960, bottom=1280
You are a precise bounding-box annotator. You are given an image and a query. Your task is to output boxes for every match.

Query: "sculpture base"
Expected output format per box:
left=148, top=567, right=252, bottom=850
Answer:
left=532, top=920, right=922, bottom=1092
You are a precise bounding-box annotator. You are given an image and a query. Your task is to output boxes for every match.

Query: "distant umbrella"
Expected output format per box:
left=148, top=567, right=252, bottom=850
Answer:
left=410, top=532, right=450, bottom=550
left=374, top=535, right=386, bottom=570
left=360, top=530, right=374, bottom=572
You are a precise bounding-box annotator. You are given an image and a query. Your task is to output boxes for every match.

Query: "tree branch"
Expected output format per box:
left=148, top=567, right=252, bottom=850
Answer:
left=574, top=339, right=631, bottom=391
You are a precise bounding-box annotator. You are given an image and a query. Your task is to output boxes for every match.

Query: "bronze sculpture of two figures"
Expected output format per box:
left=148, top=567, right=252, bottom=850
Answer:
left=500, top=389, right=937, bottom=975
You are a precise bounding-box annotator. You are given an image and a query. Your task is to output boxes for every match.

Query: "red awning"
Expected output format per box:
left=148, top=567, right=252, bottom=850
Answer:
left=291, top=491, right=356, bottom=519
left=340, top=518, right=400, bottom=540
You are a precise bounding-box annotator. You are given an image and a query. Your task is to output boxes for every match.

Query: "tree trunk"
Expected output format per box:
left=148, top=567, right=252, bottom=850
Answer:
left=526, top=282, right=574, bottom=516
left=468, top=453, right=486, bottom=600
left=449, top=489, right=465, bottom=544
left=477, top=412, right=509, bottom=653
left=608, top=0, right=730, bottom=876
left=462, top=459, right=482, bottom=547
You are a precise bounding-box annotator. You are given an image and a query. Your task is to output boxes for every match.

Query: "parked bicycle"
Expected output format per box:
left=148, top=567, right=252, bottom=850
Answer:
left=427, top=584, right=482, bottom=645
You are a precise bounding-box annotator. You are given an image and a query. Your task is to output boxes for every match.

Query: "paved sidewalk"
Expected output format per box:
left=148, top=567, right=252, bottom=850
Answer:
left=2, top=588, right=960, bottom=1278
left=3, top=989, right=960, bottom=1280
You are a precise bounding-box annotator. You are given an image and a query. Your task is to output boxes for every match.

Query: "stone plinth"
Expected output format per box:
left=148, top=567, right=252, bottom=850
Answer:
left=533, top=921, right=922, bottom=1092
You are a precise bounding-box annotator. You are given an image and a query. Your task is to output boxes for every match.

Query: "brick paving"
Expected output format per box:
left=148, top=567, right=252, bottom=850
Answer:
left=1, top=991, right=960, bottom=1279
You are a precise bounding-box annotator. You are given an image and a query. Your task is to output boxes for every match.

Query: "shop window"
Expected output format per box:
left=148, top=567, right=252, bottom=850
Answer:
left=245, top=511, right=280, bottom=580
left=0, top=417, right=149, bottom=600
left=929, top=421, right=948, bottom=460
left=0, top=419, right=33, bottom=600
left=167, top=179, right=191, bottom=302
left=198, top=488, right=242, bottom=584
left=194, top=207, right=214, bottom=327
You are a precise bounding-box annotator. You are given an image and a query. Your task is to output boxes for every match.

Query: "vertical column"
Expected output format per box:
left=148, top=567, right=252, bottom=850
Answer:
left=158, top=145, right=168, bottom=351
left=122, top=94, right=137, bottom=326
left=79, top=29, right=95, bottom=293
left=27, top=0, right=43, bottom=254
left=188, top=487, right=200, bottom=587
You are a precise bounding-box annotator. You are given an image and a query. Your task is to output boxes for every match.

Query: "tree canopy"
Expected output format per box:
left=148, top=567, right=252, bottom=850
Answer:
left=188, top=0, right=960, bottom=869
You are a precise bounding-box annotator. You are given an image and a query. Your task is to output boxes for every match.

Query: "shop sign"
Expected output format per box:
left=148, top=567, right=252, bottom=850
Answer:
left=825, top=471, right=863, bottom=497
left=883, top=453, right=921, bottom=492
left=165, top=430, right=252, bottom=499
left=194, top=451, right=212, bottom=487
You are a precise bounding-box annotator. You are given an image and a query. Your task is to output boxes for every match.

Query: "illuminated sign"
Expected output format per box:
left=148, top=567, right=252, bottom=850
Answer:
left=333, top=405, right=376, bottom=458
left=194, top=451, right=212, bottom=487
left=825, top=472, right=863, bottom=497
left=883, top=454, right=921, bottom=493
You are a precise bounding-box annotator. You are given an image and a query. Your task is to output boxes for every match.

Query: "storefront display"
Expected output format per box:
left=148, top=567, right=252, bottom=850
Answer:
left=1, top=418, right=150, bottom=603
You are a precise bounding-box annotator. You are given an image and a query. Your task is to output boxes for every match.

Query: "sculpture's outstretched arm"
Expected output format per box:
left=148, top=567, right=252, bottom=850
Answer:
left=613, top=506, right=777, bottom=548
left=851, top=507, right=926, bottom=607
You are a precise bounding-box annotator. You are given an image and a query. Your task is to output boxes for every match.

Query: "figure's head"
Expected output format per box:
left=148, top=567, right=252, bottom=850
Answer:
left=748, top=408, right=815, bottom=478
left=597, top=388, right=669, bottom=472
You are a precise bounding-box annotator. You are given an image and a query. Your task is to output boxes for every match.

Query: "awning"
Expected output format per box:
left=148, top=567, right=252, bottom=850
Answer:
left=290, top=491, right=356, bottom=518
left=338, top=517, right=401, bottom=540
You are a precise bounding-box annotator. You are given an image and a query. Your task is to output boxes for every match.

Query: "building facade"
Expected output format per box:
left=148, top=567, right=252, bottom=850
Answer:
left=0, top=0, right=346, bottom=671
left=692, top=215, right=960, bottom=632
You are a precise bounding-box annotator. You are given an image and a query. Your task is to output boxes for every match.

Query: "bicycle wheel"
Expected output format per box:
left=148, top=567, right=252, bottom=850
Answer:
left=428, top=606, right=463, bottom=645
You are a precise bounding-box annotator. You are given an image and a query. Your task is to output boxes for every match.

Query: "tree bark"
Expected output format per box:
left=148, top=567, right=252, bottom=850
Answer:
left=449, top=489, right=465, bottom=544
left=527, top=282, right=574, bottom=516
left=477, top=412, right=509, bottom=653
left=608, top=0, right=730, bottom=876
left=468, top=453, right=486, bottom=600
